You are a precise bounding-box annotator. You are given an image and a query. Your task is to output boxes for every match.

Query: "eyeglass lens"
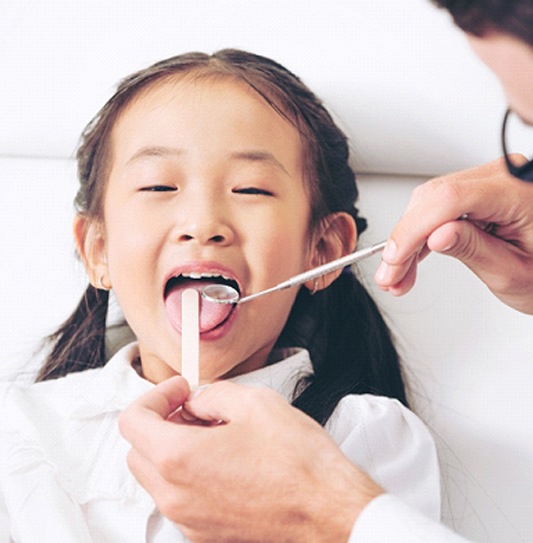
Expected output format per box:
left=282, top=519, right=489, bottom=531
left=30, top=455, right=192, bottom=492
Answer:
left=501, top=108, right=533, bottom=182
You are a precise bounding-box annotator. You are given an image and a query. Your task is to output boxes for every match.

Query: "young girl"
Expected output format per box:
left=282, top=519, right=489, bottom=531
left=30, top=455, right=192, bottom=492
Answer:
left=0, top=50, right=439, bottom=541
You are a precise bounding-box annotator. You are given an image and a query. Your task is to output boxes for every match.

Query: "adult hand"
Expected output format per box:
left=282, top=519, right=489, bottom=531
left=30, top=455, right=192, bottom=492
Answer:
left=119, top=378, right=383, bottom=543
left=375, top=156, right=533, bottom=314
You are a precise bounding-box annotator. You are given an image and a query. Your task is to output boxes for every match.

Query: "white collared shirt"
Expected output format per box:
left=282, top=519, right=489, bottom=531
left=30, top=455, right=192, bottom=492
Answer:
left=0, top=343, right=440, bottom=542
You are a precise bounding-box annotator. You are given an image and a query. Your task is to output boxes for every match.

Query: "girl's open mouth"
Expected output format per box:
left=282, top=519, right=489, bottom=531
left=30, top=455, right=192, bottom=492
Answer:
left=164, top=274, right=239, bottom=334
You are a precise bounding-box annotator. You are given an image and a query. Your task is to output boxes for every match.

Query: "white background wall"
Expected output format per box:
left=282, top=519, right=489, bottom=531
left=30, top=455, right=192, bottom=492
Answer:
left=0, top=0, right=511, bottom=171
left=1, top=1, right=532, bottom=541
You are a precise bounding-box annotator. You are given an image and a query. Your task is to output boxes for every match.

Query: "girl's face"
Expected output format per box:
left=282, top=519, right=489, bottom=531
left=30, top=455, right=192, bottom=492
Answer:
left=79, top=75, right=327, bottom=384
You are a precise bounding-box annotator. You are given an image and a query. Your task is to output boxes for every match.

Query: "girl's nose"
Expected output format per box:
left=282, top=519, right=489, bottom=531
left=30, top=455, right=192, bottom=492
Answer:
left=174, top=204, right=235, bottom=246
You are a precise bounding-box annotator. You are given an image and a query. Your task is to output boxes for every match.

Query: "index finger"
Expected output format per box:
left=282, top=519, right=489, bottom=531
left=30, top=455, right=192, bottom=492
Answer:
left=385, top=158, right=519, bottom=265
left=118, top=376, right=190, bottom=450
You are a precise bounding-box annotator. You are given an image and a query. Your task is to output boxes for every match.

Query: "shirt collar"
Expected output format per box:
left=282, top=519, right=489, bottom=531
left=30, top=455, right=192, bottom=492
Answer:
left=69, top=342, right=152, bottom=419
left=71, top=343, right=313, bottom=419
left=228, top=347, right=312, bottom=402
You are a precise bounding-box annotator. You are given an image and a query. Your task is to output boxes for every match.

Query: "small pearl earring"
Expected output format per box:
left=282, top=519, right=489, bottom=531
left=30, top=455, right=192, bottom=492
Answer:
left=97, top=274, right=111, bottom=291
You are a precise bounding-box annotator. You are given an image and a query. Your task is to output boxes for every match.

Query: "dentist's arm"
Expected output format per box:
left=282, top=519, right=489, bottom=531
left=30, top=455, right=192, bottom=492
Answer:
left=375, top=157, right=533, bottom=314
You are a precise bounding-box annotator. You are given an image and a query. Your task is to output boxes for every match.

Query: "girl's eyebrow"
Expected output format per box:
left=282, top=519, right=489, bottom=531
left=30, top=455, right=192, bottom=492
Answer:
left=229, top=151, right=289, bottom=175
left=126, top=147, right=290, bottom=175
left=127, top=146, right=183, bottom=164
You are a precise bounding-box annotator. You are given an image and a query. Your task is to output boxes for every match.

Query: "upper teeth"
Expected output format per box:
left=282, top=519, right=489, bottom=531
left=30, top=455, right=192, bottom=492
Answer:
left=181, top=272, right=232, bottom=280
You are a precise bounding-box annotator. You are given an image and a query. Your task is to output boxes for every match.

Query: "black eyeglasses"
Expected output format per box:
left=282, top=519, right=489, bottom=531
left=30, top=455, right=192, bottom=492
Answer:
left=501, top=108, right=533, bottom=182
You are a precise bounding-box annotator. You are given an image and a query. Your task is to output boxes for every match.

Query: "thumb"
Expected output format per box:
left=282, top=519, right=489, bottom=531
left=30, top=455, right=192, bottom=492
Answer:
left=186, top=381, right=275, bottom=423
left=119, top=376, right=190, bottom=443
left=427, top=219, right=514, bottom=283
left=141, top=375, right=191, bottom=418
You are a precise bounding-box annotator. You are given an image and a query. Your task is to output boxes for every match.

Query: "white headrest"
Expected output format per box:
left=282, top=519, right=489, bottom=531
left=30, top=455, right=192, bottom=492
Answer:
left=0, top=0, right=515, bottom=176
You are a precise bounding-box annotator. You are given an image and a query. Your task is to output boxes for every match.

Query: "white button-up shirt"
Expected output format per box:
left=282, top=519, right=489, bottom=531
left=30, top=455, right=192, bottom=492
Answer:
left=0, top=343, right=440, bottom=542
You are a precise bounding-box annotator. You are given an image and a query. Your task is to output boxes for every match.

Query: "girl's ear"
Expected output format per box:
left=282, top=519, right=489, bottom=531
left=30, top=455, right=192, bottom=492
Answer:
left=305, top=212, right=358, bottom=293
left=73, top=214, right=111, bottom=290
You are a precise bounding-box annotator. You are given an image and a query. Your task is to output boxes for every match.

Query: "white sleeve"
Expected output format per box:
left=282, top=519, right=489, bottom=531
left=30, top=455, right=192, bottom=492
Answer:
left=0, top=384, right=93, bottom=543
left=349, top=494, right=471, bottom=543
left=325, top=394, right=440, bottom=520
left=0, top=492, right=11, bottom=542
left=0, top=384, right=12, bottom=542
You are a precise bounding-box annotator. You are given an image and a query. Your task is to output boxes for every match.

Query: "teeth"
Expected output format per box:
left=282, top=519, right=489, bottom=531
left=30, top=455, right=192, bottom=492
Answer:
left=180, top=272, right=233, bottom=281
left=183, top=272, right=208, bottom=279
left=164, top=271, right=240, bottom=299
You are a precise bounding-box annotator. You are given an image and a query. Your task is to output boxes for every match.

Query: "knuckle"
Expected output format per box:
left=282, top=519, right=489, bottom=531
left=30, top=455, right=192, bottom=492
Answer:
left=410, top=180, right=430, bottom=201
left=125, top=449, right=137, bottom=473
left=411, top=175, right=464, bottom=210
left=255, top=386, right=279, bottom=403
left=412, top=175, right=446, bottom=196
left=180, top=527, right=214, bottom=543
left=244, top=386, right=277, bottom=409
left=433, top=178, right=464, bottom=208
left=117, top=409, right=130, bottom=437
left=155, top=451, right=183, bottom=481
left=156, top=492, right=182, bottom=520
left=145, top=441, right=184, bottom=477
left=210, top=380, right=237, bottom=395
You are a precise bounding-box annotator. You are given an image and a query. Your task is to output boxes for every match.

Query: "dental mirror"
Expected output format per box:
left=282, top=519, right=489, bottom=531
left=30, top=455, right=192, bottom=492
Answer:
left=202, top=240, right=386, bottom=305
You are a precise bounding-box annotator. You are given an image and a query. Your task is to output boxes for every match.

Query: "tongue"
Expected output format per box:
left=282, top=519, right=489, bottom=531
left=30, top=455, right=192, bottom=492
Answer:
left=165, top=280, right=234, bottom=333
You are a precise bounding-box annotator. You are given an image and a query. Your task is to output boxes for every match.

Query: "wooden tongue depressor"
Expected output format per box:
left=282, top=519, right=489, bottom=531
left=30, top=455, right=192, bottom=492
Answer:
left=181, top=289, right=200, bottom=390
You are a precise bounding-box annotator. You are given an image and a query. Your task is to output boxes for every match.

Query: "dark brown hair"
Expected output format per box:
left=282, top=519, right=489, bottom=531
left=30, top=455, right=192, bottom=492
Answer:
left=432, top=0, right=533, bottom=46
left=38, top=49, right=406, bottom=424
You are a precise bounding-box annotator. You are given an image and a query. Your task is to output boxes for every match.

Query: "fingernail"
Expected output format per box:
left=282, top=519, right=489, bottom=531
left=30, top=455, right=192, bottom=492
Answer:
left=180, top=407, right=197, bottom=421
left=439, top=234, right=458, bottom=253
left=188, top=383, right=209, bottom=400
left=375, top=261, right=390, bottom=283
left=382, top=240, right=397, bottom=262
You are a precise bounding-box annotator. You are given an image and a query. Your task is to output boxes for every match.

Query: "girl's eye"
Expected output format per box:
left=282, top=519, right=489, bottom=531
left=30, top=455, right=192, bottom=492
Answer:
left=140, top=185, right=177, bottom=192
left=233, top=187, right=273, bottom=196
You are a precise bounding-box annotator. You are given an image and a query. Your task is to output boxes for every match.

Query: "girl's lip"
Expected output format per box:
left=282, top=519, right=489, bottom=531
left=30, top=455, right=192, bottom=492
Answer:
left=162, top=261, right=243, bottom=297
